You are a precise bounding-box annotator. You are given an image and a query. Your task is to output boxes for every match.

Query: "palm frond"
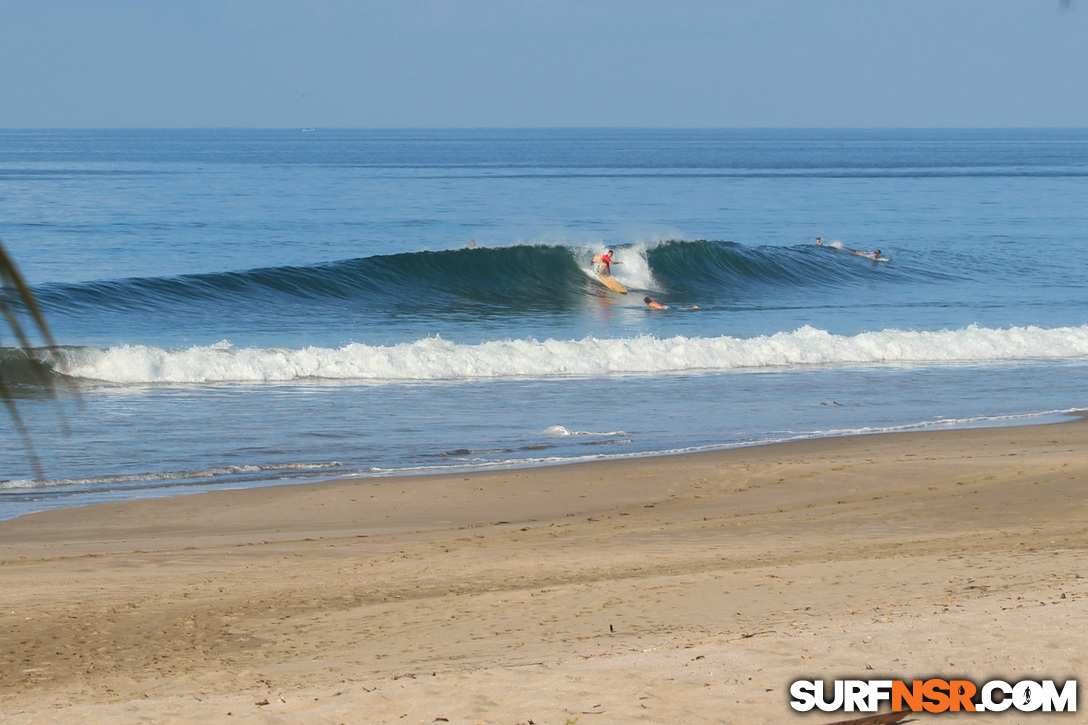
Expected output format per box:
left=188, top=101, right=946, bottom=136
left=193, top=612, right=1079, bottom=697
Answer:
left=0, top=235, right=71, bottom=479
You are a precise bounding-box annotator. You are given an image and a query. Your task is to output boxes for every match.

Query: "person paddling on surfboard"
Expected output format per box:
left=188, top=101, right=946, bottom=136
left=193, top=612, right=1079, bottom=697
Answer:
left=644, top=296, right=699, bottom=310
left=850, top=248, right=882, bottom=260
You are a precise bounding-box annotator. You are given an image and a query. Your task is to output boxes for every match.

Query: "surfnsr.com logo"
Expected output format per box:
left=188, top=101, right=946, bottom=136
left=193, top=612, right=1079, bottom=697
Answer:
left=789, top=678, right=1077, bottom=714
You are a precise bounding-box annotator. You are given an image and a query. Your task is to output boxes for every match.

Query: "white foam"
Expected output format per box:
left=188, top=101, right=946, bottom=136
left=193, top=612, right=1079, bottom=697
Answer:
left=57, top=324, right=1088, bottom=385
left=1, top=461, right=344, bottom=490
left=574, top=243, right=661, bottom=292
left=542, top=425, right=628, bottom=437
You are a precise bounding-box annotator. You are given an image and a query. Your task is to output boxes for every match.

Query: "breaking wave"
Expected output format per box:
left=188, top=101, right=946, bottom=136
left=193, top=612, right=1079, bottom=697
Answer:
left=8, top=324, right=1088, bottom=386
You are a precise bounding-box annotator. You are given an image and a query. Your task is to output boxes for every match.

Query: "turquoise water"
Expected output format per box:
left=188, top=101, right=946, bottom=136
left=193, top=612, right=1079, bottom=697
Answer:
left=2, top=128, right=1087, bottom=518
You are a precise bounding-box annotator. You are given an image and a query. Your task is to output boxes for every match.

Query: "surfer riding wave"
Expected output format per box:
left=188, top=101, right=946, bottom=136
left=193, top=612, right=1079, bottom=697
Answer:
left=594, top=249, right=622, bottom=276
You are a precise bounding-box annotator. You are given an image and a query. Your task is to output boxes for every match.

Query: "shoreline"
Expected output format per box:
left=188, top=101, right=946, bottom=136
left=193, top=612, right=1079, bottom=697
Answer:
left=3, top=406, right=1080, bottom=525
left=2, top=418, right=1087, bottom=723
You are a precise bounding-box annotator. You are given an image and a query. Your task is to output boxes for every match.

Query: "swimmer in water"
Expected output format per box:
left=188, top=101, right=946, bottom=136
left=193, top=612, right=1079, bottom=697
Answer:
left=644, top=297, right=698, bottom=310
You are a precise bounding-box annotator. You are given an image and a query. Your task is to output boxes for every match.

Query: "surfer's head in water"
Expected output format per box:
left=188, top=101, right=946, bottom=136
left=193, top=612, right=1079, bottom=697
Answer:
left=815, top=237, right=822, bottom=245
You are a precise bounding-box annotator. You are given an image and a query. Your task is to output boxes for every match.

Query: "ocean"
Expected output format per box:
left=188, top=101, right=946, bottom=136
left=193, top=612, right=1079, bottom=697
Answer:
left=2, top=128, right=1087, bottom=520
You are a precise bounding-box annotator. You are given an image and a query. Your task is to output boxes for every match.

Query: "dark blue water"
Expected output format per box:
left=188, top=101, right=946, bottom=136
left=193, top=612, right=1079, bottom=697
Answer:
left=2, top=128, right=1087, bottom=518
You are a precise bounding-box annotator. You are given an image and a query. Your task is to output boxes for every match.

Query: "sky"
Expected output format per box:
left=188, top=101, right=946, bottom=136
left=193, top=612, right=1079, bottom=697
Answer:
left=1, top=0, right=1086, bottom=128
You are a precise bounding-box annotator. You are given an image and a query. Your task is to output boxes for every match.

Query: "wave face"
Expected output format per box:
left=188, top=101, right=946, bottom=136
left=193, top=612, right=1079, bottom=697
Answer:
left=26, top=240, right=923, bottom=318
left=8, top=324, right=1087, bottom=385
left=9, top=239, right=1082, bottom=388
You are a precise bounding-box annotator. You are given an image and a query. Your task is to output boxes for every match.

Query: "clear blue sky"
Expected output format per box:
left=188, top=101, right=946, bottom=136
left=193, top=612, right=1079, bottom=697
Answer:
left=2, top=0, right=1085, bottom=128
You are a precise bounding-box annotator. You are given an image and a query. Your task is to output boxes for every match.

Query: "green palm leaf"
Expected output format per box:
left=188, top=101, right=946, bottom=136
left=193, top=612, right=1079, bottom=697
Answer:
left=0, top=235, right=70, bottom=479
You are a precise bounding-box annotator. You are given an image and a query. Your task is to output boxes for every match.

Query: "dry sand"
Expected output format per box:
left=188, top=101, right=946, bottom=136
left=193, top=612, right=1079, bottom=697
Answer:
left=1, top=418, right=1086, bottom=724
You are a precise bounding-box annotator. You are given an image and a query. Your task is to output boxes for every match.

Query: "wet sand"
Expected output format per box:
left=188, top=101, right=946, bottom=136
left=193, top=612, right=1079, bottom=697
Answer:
left=2, top=419, right=1086, bottom=724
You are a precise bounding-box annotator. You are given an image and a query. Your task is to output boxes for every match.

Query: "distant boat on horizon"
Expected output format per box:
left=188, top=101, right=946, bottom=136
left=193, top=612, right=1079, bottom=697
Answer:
left=300, top=127, right=316, bottom=132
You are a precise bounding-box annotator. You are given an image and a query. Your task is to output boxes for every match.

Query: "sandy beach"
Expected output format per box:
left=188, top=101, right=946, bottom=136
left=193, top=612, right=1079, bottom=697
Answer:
left=2, top=419, right=1086, bottom=724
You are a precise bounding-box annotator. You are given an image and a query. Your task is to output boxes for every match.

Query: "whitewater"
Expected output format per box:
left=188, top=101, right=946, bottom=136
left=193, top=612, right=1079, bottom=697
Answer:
left=46, top=324, right=1088, bottom=384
